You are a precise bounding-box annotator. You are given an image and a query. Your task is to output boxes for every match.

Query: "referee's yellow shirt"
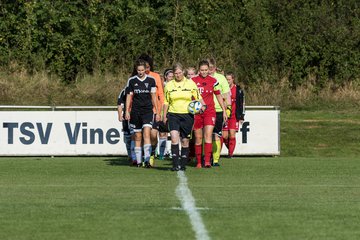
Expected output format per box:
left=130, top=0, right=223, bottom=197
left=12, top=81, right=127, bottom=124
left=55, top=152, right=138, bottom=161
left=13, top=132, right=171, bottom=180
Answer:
left=164, top=78, right=201, bottom=114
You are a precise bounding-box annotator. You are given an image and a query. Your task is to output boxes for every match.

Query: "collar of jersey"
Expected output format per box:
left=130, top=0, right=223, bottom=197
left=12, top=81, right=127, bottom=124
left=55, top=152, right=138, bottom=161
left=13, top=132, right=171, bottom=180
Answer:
left=136, top=74, right=148, bottom=81
left=172, top=77, right=188, bottom=86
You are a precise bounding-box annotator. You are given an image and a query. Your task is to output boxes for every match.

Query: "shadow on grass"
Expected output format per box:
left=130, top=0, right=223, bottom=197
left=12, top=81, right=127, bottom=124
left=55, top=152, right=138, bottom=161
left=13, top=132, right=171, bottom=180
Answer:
left=104, top=157, right=224, bottom=171
left=103, top=157, right=129, bottom=166
left=103, top=157, right=174, bottom=171
left=153, top=160, right=173, bottom=171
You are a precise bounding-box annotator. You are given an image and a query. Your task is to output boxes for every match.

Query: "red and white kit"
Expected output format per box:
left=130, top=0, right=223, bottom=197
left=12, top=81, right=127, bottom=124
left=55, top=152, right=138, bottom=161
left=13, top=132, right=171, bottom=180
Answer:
left=223, top=84, right=239, bottom=131
left=192, top=75, right=220, bottom=129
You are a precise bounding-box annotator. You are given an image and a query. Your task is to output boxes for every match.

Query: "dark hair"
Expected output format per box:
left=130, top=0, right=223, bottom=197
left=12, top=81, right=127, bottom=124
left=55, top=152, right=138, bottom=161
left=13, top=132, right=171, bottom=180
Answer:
left=225, top=71, right=236, bottom=82
left=131, top=58, right=148, bottom=76
left=136, top=59, right=147, bottom=68
left=164, top=68, right=173, bottom=78
left=198, top=60, right=209, bottom=69
left=207, top=57, right=216, bottom=66
left=138, top=53, right=154, bottom=71
left=130, top=59, right=147, bottom=77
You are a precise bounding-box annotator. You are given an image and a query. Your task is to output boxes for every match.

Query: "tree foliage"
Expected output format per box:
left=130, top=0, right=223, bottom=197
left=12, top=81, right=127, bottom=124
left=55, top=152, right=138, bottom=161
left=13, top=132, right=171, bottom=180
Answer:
left=0, top=0, right=359, bottom=86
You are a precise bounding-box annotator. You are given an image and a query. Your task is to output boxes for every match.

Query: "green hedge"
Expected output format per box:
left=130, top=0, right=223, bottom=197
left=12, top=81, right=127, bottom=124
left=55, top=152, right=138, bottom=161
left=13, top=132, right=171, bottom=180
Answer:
left=0, top=0, right=359, bottom=85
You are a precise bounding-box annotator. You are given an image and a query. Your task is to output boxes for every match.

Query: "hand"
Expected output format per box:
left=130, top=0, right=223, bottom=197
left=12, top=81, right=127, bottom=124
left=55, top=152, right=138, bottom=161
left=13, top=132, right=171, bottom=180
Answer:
left=239, top=120, right=244, bottom=126
left=155, top=114, right=161, bottom=122
left=118, top=114, right=124, bottom=122
left=125, top=111, right=130, bottom=121
left=163, top=115, right=167, bottom=123
left=199, top=104, right=207, bottom=114
left=222, top=111, right=228, bottom=123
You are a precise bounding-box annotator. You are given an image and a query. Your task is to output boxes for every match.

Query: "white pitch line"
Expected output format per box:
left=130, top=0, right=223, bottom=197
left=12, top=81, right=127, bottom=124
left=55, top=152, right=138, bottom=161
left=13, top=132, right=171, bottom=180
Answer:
left=171, top=207, right=210, bottom=211
left=176, top=171, right=210, bottom=240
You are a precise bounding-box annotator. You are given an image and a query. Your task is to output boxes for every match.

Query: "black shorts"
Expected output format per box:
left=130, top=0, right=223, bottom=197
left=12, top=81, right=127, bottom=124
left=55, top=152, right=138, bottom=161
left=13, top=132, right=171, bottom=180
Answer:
left=213, top=111, right=224, bottom=137
left=158, top=121, right=169, bottom=133
left=167, top=113, right=194, bottom=139
left=122, top=119, right=131, bottom=135
left=152, top=114, right=160, bottom=130
left=129, top=111, right=153, bottom=132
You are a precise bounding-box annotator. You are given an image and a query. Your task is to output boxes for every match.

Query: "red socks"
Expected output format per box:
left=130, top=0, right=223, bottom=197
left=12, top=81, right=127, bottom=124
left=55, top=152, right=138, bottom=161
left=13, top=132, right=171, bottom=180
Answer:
left=195, top=144, right=202, bottom=166
left=224, top=137, right=229, bottom=150
left=204, top=143, right=212, bottom=166
left=195, top=143, right=213, bottom=167
left=229, top=137, right=236, bottom=157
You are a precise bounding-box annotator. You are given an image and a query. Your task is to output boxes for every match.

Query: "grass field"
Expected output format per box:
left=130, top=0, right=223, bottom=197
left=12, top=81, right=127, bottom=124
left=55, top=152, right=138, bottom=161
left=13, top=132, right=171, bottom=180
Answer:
left=1, top=109, right=359, bottom=240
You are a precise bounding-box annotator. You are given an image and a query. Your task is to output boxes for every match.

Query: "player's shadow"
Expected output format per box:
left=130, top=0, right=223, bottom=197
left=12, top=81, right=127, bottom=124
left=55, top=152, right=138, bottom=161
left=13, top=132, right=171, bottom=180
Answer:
left=153, top=161, right=173, bottom=171
left=103, top=157, right=130, bottom=166
left=103, top=157, right=174, bottom=171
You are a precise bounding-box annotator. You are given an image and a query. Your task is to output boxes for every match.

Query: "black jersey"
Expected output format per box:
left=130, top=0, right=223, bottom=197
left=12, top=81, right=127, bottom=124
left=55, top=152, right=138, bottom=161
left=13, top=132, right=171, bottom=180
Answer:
left=117, top=86, right=128, bottom=106
left=127, top=75, right=156, bottom=113
left=117, top=86, right=131, bottom=134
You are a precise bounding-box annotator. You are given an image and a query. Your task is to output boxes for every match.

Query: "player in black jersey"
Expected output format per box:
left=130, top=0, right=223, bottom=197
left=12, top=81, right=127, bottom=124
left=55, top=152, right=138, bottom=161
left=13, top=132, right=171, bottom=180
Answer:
left=125, top=60, right=160, bottom=168
left=117, top=86, right=135, bottom=164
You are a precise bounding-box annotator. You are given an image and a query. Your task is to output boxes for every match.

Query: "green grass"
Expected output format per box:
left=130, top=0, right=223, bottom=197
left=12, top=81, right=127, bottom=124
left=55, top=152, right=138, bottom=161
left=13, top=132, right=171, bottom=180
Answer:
left=281, top=109, right=360, bottom=157
left=0, top=158, right=185, bottom=240
left=1, top=109, right=360, bottom=240
left=0, top=157, right=359, bottom=240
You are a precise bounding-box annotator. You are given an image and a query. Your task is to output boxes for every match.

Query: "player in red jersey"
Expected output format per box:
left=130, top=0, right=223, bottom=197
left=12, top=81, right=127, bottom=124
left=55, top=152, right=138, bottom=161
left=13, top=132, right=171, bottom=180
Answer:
left=192, top=60, right=227, bottom=168
left=222, top=72, right=245, bottom=158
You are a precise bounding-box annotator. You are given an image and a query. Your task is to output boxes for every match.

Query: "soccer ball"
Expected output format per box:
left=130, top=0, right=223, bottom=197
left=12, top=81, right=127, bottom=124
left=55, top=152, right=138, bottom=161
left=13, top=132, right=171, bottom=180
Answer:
left=188, top=100, right=202, bottom=115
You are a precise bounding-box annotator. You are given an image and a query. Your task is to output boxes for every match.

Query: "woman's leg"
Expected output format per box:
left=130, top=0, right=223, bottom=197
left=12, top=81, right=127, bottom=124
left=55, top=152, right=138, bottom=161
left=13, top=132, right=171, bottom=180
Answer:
left=134, top=132, right=143, bottom=166
left=170, top=130, right=180, bottom=170
left=179, top=138, right=190, bottom=170
left=228, top=129, right=237, bottom=158
left=194, top=129, right=203, bottom=168
left=158, top=132, right=168, bottom=160
left=203, top=125, right=214, bottom=167
left=222, top=130, right=229, bottom=154
left=142, top=126, right=152, bottom=167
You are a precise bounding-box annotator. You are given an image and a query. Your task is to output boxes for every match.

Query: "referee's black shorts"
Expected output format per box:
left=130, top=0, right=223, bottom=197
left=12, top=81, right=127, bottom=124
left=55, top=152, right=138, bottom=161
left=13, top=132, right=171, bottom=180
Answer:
left=213, top=111, right=224, bottom=137
left=167, top=113, right=194, bottom=139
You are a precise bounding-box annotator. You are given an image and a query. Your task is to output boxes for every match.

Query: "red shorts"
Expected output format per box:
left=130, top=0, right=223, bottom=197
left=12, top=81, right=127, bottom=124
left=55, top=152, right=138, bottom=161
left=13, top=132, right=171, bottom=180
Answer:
left=223, top=117, right=239, bottom=131
left=193, top=108, right=216, bottom=130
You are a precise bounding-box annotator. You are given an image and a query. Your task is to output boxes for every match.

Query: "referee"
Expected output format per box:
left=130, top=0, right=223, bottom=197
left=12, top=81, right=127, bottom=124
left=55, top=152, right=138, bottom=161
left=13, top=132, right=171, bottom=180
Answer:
left=163, top=63, right=203, bottom=171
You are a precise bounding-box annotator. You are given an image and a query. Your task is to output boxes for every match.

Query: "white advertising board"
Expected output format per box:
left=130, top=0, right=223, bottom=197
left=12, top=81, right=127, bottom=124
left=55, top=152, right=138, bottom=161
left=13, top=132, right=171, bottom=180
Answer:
left=0, top=109, right=280, bottom=156
left=222, top=110, right=280, bottom=156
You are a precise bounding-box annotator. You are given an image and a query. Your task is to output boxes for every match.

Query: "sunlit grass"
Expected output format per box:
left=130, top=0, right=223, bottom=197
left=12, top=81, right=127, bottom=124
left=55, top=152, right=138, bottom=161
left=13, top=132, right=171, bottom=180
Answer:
left=1, top=71, right=359, bottom=110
